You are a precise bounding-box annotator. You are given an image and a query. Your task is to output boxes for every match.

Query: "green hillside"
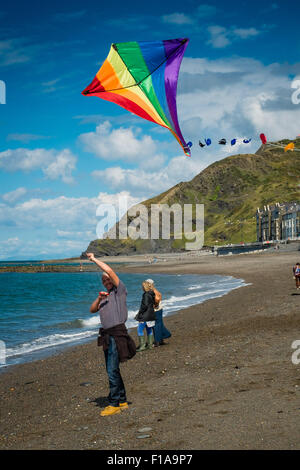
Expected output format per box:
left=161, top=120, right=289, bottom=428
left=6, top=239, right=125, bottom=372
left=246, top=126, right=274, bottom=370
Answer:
left=82, top=139, right=300, bottom=256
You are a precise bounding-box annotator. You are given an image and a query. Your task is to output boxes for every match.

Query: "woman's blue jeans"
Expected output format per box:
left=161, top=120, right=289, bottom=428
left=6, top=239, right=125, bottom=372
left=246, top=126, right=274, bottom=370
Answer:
left=153, top=309, right=171, bottom=343
left=104, top=336, right=126, bottom=406
left=137, top=322, right=153, bottom=336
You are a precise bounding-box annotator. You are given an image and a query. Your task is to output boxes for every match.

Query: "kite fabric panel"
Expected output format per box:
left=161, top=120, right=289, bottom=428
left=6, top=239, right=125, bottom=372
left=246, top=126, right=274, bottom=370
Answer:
left=284, top=142, right=294, bottom=152
left=260, top=133, right=267, bottom=145
left=82, top=38, right=191, bottom=156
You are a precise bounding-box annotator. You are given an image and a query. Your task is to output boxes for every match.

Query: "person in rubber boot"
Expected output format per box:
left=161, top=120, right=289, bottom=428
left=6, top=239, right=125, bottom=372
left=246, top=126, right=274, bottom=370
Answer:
left=135, top=280, right=156, bottom=351
left=146, top=279, right=171, bottom=347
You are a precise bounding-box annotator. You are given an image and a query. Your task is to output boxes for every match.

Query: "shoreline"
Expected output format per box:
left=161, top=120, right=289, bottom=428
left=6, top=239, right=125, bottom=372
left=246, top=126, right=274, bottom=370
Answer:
left=0, top=250, right=299, bottom=449
left=0, top=272, right=247, bottom=373
left=0, top=246, right=283, bottom=273
left=0, top=254, right=206, bottom=271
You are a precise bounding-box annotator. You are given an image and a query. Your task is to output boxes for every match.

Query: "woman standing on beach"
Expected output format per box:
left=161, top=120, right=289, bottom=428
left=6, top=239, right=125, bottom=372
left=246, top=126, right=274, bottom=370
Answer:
left=135, top=280, right=156, bottom=351
left=147, top=279, right=171, bottom=347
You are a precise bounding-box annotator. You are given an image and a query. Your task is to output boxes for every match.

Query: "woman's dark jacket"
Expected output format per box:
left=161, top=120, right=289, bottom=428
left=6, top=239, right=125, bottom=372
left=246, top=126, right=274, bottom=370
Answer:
left=135, top=290, right=156, bottom=322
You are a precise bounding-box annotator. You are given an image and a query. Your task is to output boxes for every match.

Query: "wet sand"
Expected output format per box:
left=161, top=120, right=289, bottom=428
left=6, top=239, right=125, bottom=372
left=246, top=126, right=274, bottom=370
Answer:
left=0, top=250, right=299, bottom=450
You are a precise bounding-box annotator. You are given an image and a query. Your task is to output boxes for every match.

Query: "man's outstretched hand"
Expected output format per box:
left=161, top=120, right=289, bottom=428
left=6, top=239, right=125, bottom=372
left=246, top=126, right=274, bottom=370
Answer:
left=86, top=252, right=96, bottom=262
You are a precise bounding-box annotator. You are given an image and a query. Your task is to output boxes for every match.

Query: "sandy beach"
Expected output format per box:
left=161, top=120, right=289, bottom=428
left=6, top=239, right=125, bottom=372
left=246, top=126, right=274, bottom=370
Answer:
left=0, top=249, right=299, bottom=450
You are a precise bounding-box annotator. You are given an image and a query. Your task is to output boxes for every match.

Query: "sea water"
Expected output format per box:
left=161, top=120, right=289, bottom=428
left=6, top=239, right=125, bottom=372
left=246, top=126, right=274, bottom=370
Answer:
left=0, top=271, right=247, bottom=369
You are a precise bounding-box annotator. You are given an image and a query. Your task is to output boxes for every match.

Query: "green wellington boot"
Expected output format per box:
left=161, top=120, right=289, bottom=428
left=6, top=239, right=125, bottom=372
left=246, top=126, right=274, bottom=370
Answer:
left=136, top=335, right=147, bottom=352
left=146, top=333, right=155, bottom=349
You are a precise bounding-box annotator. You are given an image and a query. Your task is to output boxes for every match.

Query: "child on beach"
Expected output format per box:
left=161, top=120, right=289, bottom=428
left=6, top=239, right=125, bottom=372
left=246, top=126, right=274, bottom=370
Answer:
left=293, top=262, right=300, bottom=289
left=135, top=280, right=156, bottom=351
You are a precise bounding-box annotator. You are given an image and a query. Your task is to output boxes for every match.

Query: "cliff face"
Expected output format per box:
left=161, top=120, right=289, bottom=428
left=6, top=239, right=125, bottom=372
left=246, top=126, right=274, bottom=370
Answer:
left=82, top=140, right=300, bottom=257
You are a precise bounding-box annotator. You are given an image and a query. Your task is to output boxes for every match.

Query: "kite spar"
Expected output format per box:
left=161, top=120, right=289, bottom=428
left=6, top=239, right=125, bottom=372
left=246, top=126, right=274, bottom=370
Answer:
left=82, top=38, right=191, bottom=156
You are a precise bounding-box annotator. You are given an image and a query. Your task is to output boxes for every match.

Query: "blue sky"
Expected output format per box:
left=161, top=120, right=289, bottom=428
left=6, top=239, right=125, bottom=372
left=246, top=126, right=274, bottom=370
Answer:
left=1, top=0, right=300, bottom=259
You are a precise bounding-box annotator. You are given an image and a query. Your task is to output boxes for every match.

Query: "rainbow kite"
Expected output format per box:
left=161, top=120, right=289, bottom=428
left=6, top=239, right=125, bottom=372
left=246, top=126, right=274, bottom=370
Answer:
left=82, top=38, right=191, bottom=156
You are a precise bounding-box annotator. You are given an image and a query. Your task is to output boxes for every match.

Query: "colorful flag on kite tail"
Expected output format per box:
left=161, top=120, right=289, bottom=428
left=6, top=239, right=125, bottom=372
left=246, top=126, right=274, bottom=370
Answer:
left=284, top=142, right=295, bottom=152
left=82, top=38, right=191, bottom=156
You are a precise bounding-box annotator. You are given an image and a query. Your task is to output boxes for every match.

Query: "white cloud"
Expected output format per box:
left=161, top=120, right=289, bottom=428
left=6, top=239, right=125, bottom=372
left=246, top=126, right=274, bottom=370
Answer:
left=0, top=191, right=142, bottom=231
left=207, top=25, right=262, bottom=48
left=92, top=155, right=204, bottom=197
left=162, top=5, right=216, bottom=25
left=95, top=191, right=142, bottom=210
left=0, top=148, right=50, bottom=171
left=161, top=13, right=194, bottom=25
left=232, top=28, right=261, bottom=39
left=0, top=237, right=88, bottom=260
left=139, top=154, right=166, bottom=170
left=0, top=237, right=21, bottom=260
left=79, top=121, right=167, bottom=169
left=79, top=121, right=161, bottom=164
left=0, top=38, right=44, bottom=67
left=2, top=187, right=27, bottom=204
left=41, top=78, right=63, bottom=94
left=56, top=229, right=94, bottom=239
left=181, top=56, right=262, bottom=75
left=42, top=149, right=76, bottom=184
left=0, top=147, right=77, bottom=183
left=11, top=195, right=98, bottom=228
left=0, top=191, right=144, bottom=259
left=177, top=56, right=300, bottom=151
left=207, top=26, right=231, bottom=48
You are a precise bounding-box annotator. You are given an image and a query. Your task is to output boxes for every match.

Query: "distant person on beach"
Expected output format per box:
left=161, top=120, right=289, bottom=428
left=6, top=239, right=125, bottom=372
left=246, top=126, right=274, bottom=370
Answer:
left=293, top=262, right=300, bottom=289
left=135, top=280, right=156, bottom=351
left=147, top=279, right=171, bottom=347
left=87, top=253, right=136, bottom=417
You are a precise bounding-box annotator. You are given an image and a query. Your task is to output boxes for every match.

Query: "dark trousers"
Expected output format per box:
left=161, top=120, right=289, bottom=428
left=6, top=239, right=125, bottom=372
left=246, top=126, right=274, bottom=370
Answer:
left=104, top=336, right=126, bottom=406
left=153, top=309, right=171, bottom=343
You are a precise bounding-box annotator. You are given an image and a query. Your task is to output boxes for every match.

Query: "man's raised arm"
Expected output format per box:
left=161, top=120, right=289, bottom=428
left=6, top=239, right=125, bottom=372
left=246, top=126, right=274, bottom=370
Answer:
left=86, top=253, right=119, bottom=286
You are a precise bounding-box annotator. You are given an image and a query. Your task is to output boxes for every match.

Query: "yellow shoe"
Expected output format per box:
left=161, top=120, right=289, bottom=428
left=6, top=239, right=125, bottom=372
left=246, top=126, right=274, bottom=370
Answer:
left=100, top=405, right=121, bottom=417
left=119, top=402, right=129, bottom=410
